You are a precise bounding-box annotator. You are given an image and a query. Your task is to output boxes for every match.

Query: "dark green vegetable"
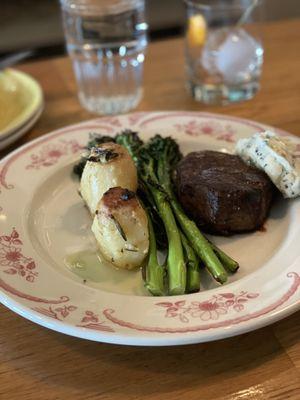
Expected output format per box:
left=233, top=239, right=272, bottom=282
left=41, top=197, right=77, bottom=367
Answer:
left=143, top=206, right=165, bottom=296
left=117, top=131, right=186, bottom=295
left=147, top=135, right=228, bottom=284
left=180, top=231, right=200, bottom=293
left=210, top=241, right=239, bottom=273
left=75, top=129, right=239, bottom=296
left=115, top=130, right=143, bottom=166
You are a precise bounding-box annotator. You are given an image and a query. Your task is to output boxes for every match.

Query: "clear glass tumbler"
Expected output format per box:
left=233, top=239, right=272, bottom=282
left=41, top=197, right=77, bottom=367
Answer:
left=60, top=0, right=148, bottom=115
left=184, top=0, right=264, bottom=105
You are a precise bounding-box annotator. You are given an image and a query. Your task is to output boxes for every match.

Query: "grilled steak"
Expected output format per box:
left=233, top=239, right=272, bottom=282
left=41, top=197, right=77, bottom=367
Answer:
left=175, top=151, right=275, bottom=235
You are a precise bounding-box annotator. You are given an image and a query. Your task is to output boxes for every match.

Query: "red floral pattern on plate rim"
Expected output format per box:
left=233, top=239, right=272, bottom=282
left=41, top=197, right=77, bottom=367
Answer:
left=77, top=310, right=114, bottom=332
left=138, top=111, right=292, bottom=137
left=0, top=270, right=299, bottom=334
left=0, top=278, right=69, bottom=304
left=25, top=139, right=82, bottom=170
left=0, top=228, right=297, bottom=334
left=0, top=228, right=38, bottom=282
left=32, top=307, right=114, bottom=332
left=0, top=112, right=299, bottom=337
left=156, top=291, right=259, bottom=323
left=102, top=272, right=300, bottom=333
left=0, top=112, right=297, bottom=192
left=174, top=120, right=236, bottom=143
left=33, top=304, right=77, bottom=320
left=0, top=123, right=113, bottom=191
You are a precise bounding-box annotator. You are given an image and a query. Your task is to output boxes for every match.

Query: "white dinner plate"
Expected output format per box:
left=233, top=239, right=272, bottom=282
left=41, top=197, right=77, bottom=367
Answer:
left=0, top=111, right=299, bottom=346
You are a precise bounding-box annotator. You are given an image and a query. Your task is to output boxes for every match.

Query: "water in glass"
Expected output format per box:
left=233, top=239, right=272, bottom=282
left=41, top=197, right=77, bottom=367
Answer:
left=60, top=0, right=147, bottom=114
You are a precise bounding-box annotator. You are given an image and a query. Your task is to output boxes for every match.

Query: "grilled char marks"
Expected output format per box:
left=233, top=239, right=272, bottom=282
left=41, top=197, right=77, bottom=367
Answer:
left=101, top=187, right=138, bottom=211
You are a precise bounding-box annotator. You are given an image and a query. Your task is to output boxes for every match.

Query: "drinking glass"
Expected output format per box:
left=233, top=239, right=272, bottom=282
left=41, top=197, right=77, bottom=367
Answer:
left=184, top=0, right=264, bottom=105
left=60, top=0, right=148, bottom=115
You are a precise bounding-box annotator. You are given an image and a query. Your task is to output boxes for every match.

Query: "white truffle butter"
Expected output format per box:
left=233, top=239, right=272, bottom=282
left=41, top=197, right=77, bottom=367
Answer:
left=235, top=131, right=300, bottom=198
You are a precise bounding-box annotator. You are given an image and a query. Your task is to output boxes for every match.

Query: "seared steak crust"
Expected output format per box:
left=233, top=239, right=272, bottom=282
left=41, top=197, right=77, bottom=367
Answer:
left=175, top=151, right=275, bottom=235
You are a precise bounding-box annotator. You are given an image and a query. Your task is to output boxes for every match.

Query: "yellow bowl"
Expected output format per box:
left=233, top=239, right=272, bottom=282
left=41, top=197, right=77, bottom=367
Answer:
left=0, top=69, right=43, bottom=138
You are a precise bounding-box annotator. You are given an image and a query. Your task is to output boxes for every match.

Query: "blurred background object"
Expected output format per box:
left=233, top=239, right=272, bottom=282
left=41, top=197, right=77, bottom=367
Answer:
left=185, top=0, right=264, bottom=105
left=59, top=0, right=148, bottom=115
left=1, top=0, right=300, bottom=58
left=0, top=69, right=43, bottom=148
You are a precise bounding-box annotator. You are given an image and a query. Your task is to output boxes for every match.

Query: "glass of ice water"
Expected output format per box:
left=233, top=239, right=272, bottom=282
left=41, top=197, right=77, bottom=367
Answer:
left=60, top=0, right=148, bottom=115
left=184, top=0, right=264, bottom=105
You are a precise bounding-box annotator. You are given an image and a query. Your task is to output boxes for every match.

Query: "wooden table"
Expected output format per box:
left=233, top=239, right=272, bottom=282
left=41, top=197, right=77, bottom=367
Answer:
left=1, top=19, right=300, bottom=400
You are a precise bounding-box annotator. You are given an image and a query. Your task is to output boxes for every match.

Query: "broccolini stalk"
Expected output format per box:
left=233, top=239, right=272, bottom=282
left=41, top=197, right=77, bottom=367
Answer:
left=117, top=131, right=168, bottom=250
left=154, top=190, right=186, bottom=295
left=150, top=135, right=228, bottom=284
left=138, top=182, right=168, bottom=250
left=144, top=207, right=165, bottom=296
left=180, top=231, right=200, bottom=293
left=116, top=130, right=186, bottom=295
left=142, top=157, right=186, bottom=295
left=170, top=201, right=228, bottom=283
left=210, top=242, right=239, bottom=273
left=115, top=130, right=143, bottom=166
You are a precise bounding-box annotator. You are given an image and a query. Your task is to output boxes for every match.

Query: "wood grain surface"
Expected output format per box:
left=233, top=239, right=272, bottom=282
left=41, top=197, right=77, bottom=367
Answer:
left=1, top=19, right=300, bottom=400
